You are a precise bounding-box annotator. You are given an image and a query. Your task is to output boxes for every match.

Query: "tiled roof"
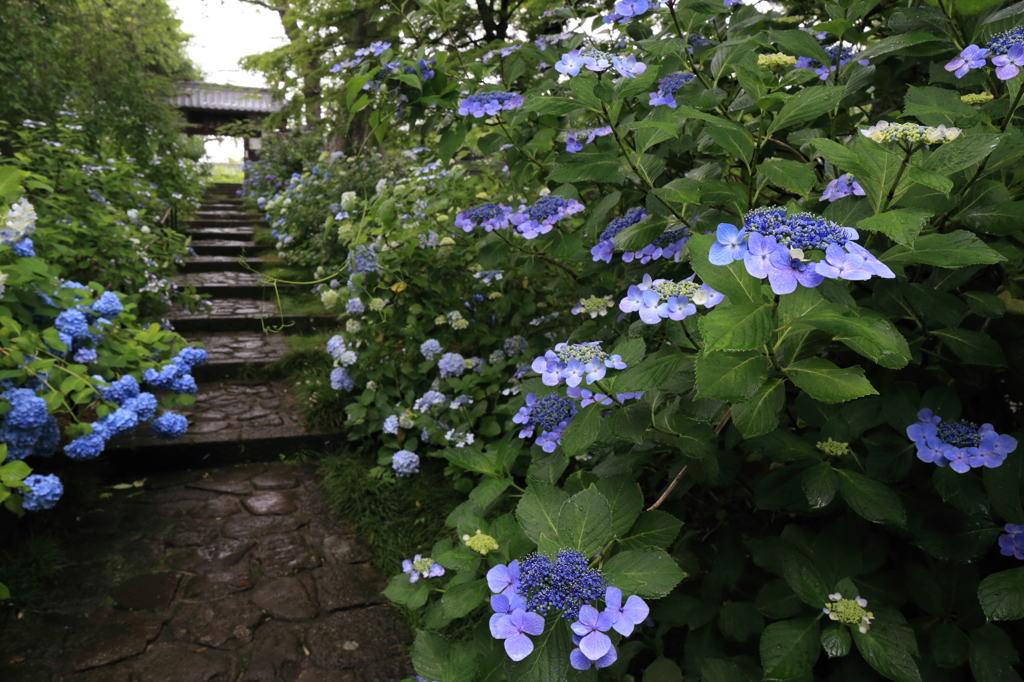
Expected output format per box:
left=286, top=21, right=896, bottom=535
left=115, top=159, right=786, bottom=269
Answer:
left=171, top=81, right=283, bottom=114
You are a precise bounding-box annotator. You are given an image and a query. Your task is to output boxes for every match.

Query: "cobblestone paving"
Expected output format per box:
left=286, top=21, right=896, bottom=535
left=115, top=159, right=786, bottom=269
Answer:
left=191, top=239, right=257, bottom=256
left=177, top=272, right=273, bottom=290
left=168, top=298, right=280, bottom=320
left=183, top=256, right=265, bottom=274
left=185, top=227, right=254, bottom=241
left=183, top=332, right=290, bottom=367
left=0, top=463, right=411, bottom=682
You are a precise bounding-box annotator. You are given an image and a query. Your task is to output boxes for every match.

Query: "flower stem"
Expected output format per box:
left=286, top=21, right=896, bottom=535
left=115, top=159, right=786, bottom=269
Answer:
left=879, top=144, right=917, bottom=213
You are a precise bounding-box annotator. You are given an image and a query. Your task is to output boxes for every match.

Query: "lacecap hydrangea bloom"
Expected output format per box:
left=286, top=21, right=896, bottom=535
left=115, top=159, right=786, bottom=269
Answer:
left=555, top=47, right=647, bottom=79
left=392, top=449, right=420, bottom=477
left=999, top=524, right=1024, bottom=560
left=457, top=92, right=525, bottom=118
left=509, top=195, right=585, bottom=239
left=455, top=203, right=514, bottom=232
left=562, top=126, right=612, bottom=153
left=820, top=174, right=865, bottom=202
left=531, top=341, right=626, bottom=388
left=906, top=408, right=1017, bottom=473
left=945, top=44, right=990, bottom=78
left=571, top=295, right=614, bottom=318
left=21, top=474, right=64, bottom=511
left=709, top=207, right=894, bottom=295
left=823, top=593, right=874, bottom=633
left=591, top=208, right=647, bottom=263
left=512, top=393, right=578, bottom=453
left=619, top=273, right=723, bottom=324
left=795, top=44, right=869, bottom=80
left=402, top=553, right=444, bottom=582
left=622, top=228, right=689, bottom=264
left=649, top=72, right=695, bottom=108
left=861, top=121, right=961, bottom=145
left=463, top=529, right=499, bottom=554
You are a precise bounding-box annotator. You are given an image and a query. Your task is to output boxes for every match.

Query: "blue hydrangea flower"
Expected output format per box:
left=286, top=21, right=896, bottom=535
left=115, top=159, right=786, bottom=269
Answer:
left=618, top=274, right=720, bottom=324
left=65, top=432, right=105, bottom=460
left=709, top=223, right=748, bottom=264
left=820, top=174, right=865, bottom=202
left=487, top=560, right=521, bottom=594
left=795, top=43, right=870, bottom=80
left=591, top=208, right=646, bottom=263
left=455, top=203, right=513, bottom=232
left=744, top=207, right=858, bottom=251
left=98, top=374, right=140, bottom=406
left=55, top=309, right=90, bottom=340
left=571, top=389, right=644, bottom=408
left=1, top=388, right=53, bottom=461
left=815, top=244, right=873, bottom=281
left=570, top=605, right=615, bottom=662
left=438, top=352, right=466, bottom=378
left=345, top=297, right=364, bottom=315
left=151, top=412, right=188, bottom=439
left=531, top=342, right=625, bottom=388
left=512, top=393, right=578, bottom=452
left=509, top=196, right=585, bottom=239
left=392, top=449, right=420, bottom=477
left=766, top=247, right=824, bottom=295
left=414, top=390, right=447, bottom=412
left=73, top=348, right=97, bottom=364
left=91, top=291, right=123, bottom=318
left=622, top=228, right=689, bottom=264
left=490, top=591, right=529, bottom=637
left=420, top=339, right=443, bottom=360
left=988, top=26, right=1024, bottom=55
left=13, top=238, right=35, bottom=257
left=21, top=474, right=63, bottom=511
left=457, top=92, right=525, bottom=118
left=123, top=392, right=158, bottom=421
left=649, top=72, right=695, bottom=108
left=555, top=50, right=586, bottom=76
left=493, top=609, right=546, bottom=662
left=570, top=639, right=617, bottom=670
left=945, top=44, right=990, bottom=78
left=998, top=524, right=1024, bottom=560
left=383, top=415, right=400, bottom=434
left=906, top=408, right=1018, bottom=472
left=517, top=549, right=605, bottom=620
left=402, top=554, right=444, bottom=583
left=349, top=244, right=378, bottom=275
left=993, top=44, right=1024, bottom=80
left=330, top=367, right=355, bottom=391
left=504, top=335, right=528, bottom=356
left=176, top=347, right=208, bottom=368
left=562, top=126, right=613, bottom=153
left=603, top=586, right=650, bottom=636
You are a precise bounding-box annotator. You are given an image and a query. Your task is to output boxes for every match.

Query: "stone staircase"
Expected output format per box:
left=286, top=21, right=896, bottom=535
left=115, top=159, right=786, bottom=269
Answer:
left=110, top=183, right=341, bottom=465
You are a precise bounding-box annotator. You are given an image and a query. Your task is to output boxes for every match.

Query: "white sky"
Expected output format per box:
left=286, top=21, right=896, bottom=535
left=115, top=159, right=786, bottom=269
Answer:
left=168, top=0, right=288, bottom=163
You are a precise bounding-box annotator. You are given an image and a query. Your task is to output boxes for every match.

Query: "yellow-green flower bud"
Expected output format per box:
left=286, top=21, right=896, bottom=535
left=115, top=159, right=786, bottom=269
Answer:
left=816, top=438, right=852, bottom=457
left=961, top=92, right=994, bottom=105
left=823, top=593, right=874, bottom=633
left=463, top=529, right=499, bottom=555
left=758, top=53, right=798, bottom=69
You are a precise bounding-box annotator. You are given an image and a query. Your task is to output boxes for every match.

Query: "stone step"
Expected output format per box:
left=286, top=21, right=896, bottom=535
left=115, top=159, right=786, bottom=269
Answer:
left=189, top=218, right=265, bottom=229
left=107, top=381, right=345, bottom=462
left=191, top=239, right=257, bottom=257
left=165, top=299, right=334, bottom=333
left=182, top=332, right=291, bottom=380
left=174, top=271, right=291, bottom=298
left=200, top=201, right=245, bottom=210
left=181, top=256, right=264, bottom=274
left=185, top=226, right=254, bottom=241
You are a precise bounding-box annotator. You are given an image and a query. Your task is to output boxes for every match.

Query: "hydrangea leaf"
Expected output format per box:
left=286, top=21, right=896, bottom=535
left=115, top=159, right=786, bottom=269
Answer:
left=644, top=657, right=684, bottom=682
left=700, top=658, right=748, bottom=682
left=785, top=358, right=878, bottom=404
left=967, top=623, right=1023, bottom=682
left=550, top=152, right=624, bottom=184
left=851, top=608, right=922, bottom=682
left=756, top=158, right=817, bottom=196
left=557, top=486, right=613, bottom=557
left=978, top=567, right=1024, bottom=621
left=696, top=351, right=770, bottom=403
left=718, top=601, right=765, bottom=642
left=836, top=469, right=906, bottom=527
left=593, top=475, right=643, bottom=540
left=505, top=618, right=593, bottom=682
left=856, top=209, right=931, bottom=247
left=915, top=509, right=1001, bottom=561
left=412, top=630, right=479, bottom=682
left=619, top=510, right=683, bottom=551
left=983, top=449, right=1024, bottom=524
left=747, top=536, right=829, bottom=607
left=931, top=327, right=1006, bottom=366
left=801, top=462, right=839, bottom=509
left=441, top=578, right=489, bottom=620
left=699, top=303, right=773, bottom=352
left=880, top=230, right=1006, bottom=267
left=931, top=622, right=971, bottom=668
left=384, top=573, right=431, bottom=609
left=603, top=547, right=686, bottom=598
left=559, top=402, right=603, bottom=458
left=759, top=617, right=821, bottom=681
left=767, top=86, right=844, bottom=136
left=732, top=378, right=786, bottom=439
left=516, top=481, right=569, bottom=544
left=614, top=352, right=695, bottom=393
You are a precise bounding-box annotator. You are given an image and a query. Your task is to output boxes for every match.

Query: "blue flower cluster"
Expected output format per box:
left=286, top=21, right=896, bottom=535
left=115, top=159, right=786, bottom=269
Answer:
left=622, top=228, right=689, bottom=264
left=512, top=393, right=578, bottom=452
left=438, top=352, right=466, bottom=378
left=392, top=449, right=420, bottom=477
left=414, top=390, right=447, bottom=412
left=572, top=389, right=644, bottom=408
left=591, top=208, right=647, bottom=263
left=562, top=126, right=612, bottom=153
left=531, top=342, right=626, bottom=388
left=455, top=203, right=513, bottom=232
left=1, top=198, right=38, bottom=254
left=151, top=412, right=188, bottom=439
left=710, top=208, right=893, bottom=295
left=1, top=389, right=59, bottom=461
left=906, top=408, right=1018, bottom=473
left=795, top=44, right=869, bottom=80
left=649, top=72, right=695, bottom=108
left=143, top=347, right=205, bottom=395
left=330, top=367, right=355, bottom=391
left=989, top=26, right=1024, bottom=54
left=504, top=335, right=529, bottom=357
left=510, top=196, right=585, bottom=239
left=820, top=174, right=865, bottom=202
left=947, top=31, right=1024, bottom=81
left=457, top=92, right=525, bottom=118
left=1000, top=524, right=1024, bottom=560
left=420, top=339, right=442, bottom=360
left=486, top=551, right=649, bottom=667
left=555, top=48, right=647, bottom=79
left=620, top=273, right=724, bottom=324
left=21, top=474, right=63, bottom=511
left=603, top=0, right=661, bottom=23
left=403, top=554, right=445, bottom=582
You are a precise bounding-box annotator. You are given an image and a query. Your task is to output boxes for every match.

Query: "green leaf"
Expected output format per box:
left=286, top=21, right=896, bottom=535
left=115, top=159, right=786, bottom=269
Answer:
left=644, top=658, right=684, bottom=682
left=505, top=620, right=593, bottom=682
left=516, top=482, right=569, bottom=544
left=931, top=328, right=1006, bottom=366
left=915, top=510, right=1001, bottom=561
left=836, top=469, right=906, bottom=527
left=921, top=133, right=1000, bottom=174
left=700, top=659, right=748, bottom=682
left=801, top=462, right=838, bottom=509
left=767, top=86, right=845, bottom=136
left=603, top=548, right=686, bottom=598
left=821, top=623, right=852, bottom=658
left=732, top=378, right=786, bottom=439
left=968, top=623, right=1023, bottom=682
left=769, top=29, right=832, bottom=64
left=955, top=0, right=1005, bottom=15
left=651, top=178, right=701, bottom=205
left=0, top=167, right=21, bottom=204
left=718, top=601, right=765, bottom=642
left=699, top=303, right=773, bottom=352
left=594, top=475, right=644, bottom=540
left=759, top=617, right=822, bottom=681
left=906, top=166, right=953, bottom=195
left=557, top=486, right=613, bottom=557
left=809, top=138, right=866, bottom=176
left=441, top=579, right=488, bottom=619
left=695, top=351, right=770, bottom=403
left=785, top=358, right=878, bottom=404
left=881, top=230, right=1005, bottom=267
left=615, top=353, right=694, bottom=393
left=0, top=460, right=31, bottom=487
left=439, top=123, right=467, bottom=165
left=688, top=233, right=767, bottom=304
left=857, top=31, right=937, bottom=60
left=606, top=402, right=652, bottom=444
left=851, top=608, right=922, bottom=682
left=931, top=623, right=970, bottom=668
left=550, top=152, right=624, bottom=183
left=984, top=449, right=1024, bottom=524
left=521, top=96, right=585, bottom=116
left=983, top=0, right=1024, bottom=23
left=619, top=510, right=683, bottom=551
left=757, top=158, right=817, bottom=196
left=747, top=537, right=829, bottom=607
left=795, top=308, right=912, bottom=369
left=856, top=209, right=930, bottom=247
left=616, top=217, right=669, bottom=252
left=978, top=567, right=1024, bottom=621
left=413, top=631, right=479, bottom=682
left=560, top=402, right=603, bottom=458
left=704, top=119, right=756, bottom=162
left=904, top=85, right=980, bottom=127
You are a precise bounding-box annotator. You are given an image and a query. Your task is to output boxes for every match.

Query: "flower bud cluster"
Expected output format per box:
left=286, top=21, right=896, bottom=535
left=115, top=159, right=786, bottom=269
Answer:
left=860, top=121, right=961, bottom=145
left=531, top=341, right=626, bottom=388
left=457, top=92, right=525, bottom=118
left=619, top=273, right=723, bottom=324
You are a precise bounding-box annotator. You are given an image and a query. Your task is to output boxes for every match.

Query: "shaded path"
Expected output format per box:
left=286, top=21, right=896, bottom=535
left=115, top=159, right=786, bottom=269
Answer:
left=1, top=463, right=412, bottom=681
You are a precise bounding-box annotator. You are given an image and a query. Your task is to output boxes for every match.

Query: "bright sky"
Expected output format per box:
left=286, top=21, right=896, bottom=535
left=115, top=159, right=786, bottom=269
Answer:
left=168, top=0, right=288, bottom=163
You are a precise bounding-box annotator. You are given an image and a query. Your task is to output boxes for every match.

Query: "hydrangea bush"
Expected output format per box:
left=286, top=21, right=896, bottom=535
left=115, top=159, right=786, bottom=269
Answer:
left=250, top=0, right=1024, bottom=678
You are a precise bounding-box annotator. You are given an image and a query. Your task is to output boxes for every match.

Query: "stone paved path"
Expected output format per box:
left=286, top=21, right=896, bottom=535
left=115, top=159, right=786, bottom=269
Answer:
left=111, top=184, right=339, bottom=459
left=0, top=462, right=412, bottom=682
